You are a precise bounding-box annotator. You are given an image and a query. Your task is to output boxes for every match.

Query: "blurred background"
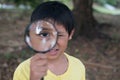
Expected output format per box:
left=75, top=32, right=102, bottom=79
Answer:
left=0, top=0, right=120, bottom=80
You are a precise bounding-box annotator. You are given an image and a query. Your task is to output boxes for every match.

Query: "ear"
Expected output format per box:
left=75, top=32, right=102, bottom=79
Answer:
left=69, top=29, right=75, bottom=40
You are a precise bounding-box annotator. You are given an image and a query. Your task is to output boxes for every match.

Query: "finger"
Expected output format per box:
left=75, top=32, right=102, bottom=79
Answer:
left=31, top=63, right=48, bottom=71
left=31, top=53, right=47, bottom=61
left=35, top=60, right=48, bottom=66
left=38, top=53, right=47, bottom=59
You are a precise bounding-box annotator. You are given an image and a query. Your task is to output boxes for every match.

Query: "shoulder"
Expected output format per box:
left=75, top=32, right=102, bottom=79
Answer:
left=13, top=58, right=31, bottom=80
left=65, top=53, right=86, bottom=80
left=65, top=53, right=85, bottom=69
left=16, top=58, right=30, bottom=70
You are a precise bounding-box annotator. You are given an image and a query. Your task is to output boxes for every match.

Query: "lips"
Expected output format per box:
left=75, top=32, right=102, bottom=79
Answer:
left=48, top=49, right=59, bottom=56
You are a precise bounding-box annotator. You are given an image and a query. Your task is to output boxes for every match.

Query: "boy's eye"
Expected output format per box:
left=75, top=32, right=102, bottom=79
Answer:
left=38, top=32, right=49, bottom=37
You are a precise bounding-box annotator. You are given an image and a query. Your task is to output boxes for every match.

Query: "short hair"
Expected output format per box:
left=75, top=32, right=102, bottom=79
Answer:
left=31, top=1, right=75, bottom=35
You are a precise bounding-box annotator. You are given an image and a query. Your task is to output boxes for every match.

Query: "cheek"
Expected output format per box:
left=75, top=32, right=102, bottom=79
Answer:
left=57, top=38, right=69, bottom=50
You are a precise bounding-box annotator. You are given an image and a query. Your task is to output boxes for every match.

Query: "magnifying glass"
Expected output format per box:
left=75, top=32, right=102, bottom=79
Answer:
left=24, top=20, right=58, bottom=53
left=24, top=20, right=58, bottom=80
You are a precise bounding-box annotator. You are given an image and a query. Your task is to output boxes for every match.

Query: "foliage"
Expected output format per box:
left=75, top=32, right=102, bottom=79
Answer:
left=94, top=0, right=117, bottom=6
left=1, top=0, right=72, bottom=9
left=2, top=0, right=45, bottom=8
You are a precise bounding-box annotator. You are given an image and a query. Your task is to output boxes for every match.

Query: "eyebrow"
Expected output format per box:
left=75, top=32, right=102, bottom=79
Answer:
left=57, top=31, right=68, bottom=35
left=58, top=31, right=64, bottom=33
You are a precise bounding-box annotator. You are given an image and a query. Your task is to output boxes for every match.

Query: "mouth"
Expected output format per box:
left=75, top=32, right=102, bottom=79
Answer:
left=48, top=48, right=59, bottom=55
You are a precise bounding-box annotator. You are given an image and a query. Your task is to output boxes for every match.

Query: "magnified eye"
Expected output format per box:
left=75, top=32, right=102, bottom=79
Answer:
left=39, top=32, right=49, bottom=38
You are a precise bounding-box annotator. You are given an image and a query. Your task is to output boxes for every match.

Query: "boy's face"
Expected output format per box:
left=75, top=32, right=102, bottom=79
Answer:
left=46, top=23, right=74, bottom=60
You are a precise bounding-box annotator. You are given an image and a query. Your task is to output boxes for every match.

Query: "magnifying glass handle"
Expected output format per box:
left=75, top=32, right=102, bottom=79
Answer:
left=41, top=77, right=44, bottom=80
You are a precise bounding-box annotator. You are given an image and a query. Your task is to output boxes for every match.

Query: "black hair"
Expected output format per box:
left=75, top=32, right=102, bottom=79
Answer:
left=31, top=1, right=75, bottom=35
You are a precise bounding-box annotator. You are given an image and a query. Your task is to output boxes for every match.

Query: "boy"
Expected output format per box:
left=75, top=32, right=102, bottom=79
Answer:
left=13, top=1, right=85, bottom=80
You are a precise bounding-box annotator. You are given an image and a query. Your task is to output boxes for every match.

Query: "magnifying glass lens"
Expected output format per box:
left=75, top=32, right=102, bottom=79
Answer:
left=25, top=20, right=57, bottom=53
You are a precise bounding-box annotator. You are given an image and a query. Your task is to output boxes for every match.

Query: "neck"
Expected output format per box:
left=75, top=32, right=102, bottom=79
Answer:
left=47, top=54, right=68, bottom=75
left=48, top=53, right=66, bottom=65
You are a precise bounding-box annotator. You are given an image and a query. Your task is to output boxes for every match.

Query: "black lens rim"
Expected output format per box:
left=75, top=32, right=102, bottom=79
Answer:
left=24, top=20, right=58, bottom=53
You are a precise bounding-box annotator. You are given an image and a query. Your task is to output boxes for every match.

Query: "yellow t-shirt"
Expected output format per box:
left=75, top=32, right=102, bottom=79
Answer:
left=13, top=53, right=85, bottom=80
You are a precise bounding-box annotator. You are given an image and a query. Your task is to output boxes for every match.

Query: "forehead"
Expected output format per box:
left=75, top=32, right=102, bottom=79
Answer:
left=54, top=23, right=67, bottom=33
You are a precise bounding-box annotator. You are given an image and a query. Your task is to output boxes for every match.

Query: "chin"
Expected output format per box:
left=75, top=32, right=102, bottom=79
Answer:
left=47, top=50, right=61, bottom=60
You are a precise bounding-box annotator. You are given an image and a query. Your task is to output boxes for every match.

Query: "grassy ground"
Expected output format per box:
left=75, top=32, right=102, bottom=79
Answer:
left=0, top=10, right=120, bottom=80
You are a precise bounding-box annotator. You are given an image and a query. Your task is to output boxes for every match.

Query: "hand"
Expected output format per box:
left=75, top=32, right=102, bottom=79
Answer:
left=30, top=53, right=48, bottom=80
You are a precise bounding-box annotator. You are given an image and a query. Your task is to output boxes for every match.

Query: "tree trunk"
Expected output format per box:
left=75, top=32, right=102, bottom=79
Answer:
left=72, top=0, right=98, bottom=39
